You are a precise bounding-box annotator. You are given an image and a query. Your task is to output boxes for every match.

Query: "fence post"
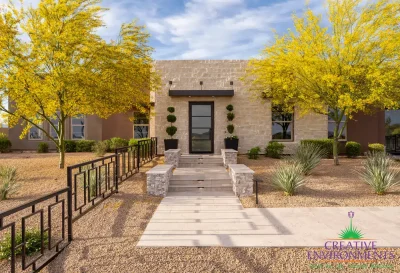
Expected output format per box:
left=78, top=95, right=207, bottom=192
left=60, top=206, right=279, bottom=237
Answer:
left=67, top=167, right=73, bottom=242
left=115, top=151, right=119, bottom=193
left=155, top=137, right=158, bottom=156
left=137, top=145, right=141, bottom=171
left=150, top=139, right=153, bottom=160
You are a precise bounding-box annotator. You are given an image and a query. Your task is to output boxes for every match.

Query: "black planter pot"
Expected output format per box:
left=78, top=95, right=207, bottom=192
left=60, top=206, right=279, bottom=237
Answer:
left=164, top=139, right=178, bottom=151
left=224, top=138, right=239, bottom=151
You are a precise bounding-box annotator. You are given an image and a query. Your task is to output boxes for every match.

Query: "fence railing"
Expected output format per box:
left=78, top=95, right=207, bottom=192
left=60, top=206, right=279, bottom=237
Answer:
left=1, top=137, right=158, bottom=272
left=0, top=188, right=71, bottom=273
left=385, top=134, right=400, bottom=153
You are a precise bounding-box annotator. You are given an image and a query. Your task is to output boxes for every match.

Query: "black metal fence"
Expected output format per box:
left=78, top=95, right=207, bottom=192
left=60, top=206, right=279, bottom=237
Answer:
left=385, top=134, right=400, bottom=153
left=0, top=188, right=71, bottom=273
left=1, top=137, right=158, bottom=272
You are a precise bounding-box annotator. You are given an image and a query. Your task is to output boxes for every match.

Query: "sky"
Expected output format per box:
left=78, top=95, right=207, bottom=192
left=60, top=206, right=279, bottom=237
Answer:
left=0, top=0, right=327, bottom=60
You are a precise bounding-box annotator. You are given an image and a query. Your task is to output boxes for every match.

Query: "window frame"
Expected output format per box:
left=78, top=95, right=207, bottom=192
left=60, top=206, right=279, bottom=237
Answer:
left=271, top=106, right=294, bottom=142
left=49, top=113, right=60, bottom=140
left=71, top=115, right=86, bottom=140
left=133, top=111, right=150, bottom=139
left=328, top=109, right=347, bottom=141
left=28, top=123, right=43, bottom=141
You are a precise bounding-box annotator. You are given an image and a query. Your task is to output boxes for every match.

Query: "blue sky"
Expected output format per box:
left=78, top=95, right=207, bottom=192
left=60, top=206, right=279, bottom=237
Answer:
left=0, top=0, right=326, bottom=59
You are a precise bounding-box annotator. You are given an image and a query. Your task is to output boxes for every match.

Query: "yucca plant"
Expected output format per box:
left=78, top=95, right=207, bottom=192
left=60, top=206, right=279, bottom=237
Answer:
left=272, top=162, right=306, bottom=196
left=358, top=152, right=400, bottom=195
left=0, top=166, right=18, bottom=200
left=290, top=143, right=327, bottom=175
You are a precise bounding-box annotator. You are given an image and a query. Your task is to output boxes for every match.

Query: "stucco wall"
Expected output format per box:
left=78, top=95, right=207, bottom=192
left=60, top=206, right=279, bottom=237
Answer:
left=153, top=60, right=328, bottom=155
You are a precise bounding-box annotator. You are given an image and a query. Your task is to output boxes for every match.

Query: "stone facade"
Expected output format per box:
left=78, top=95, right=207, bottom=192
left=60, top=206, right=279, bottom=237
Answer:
left=152, top=60, right=328, bottom=155
left=228, top=164, right=254, bottom=197
left=164, top=149, right=181, bottom=168
left=146, top=165, right=174, bottom=197
left=221, top=149, right=237, bottom=168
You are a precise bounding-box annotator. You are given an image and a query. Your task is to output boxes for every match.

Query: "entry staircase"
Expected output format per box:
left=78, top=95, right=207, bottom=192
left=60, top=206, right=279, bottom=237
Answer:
left=168, top=155, right=232, bottom=193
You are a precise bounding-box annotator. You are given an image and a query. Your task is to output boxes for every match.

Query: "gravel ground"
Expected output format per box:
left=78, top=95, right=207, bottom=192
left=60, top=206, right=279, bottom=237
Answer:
left=238, top=156, right=400, bottom=208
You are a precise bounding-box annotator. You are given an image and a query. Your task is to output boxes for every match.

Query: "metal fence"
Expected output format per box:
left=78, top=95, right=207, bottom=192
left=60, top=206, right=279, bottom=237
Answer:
left=1, top=137, right=158, bottom=272
left=0, top=188, right=71, bottom=273
left=385, top=134, right=400, bottom=153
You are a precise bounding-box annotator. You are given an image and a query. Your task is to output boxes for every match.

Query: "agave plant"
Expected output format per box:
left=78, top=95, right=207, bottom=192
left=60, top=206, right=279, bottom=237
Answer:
left=358, top=152, right=400, bottom=195
left=290, top=143, right=328, bottom=175
left=0, top=166, right=19, bottom=200
left=272, top=162, right=306, bottom=196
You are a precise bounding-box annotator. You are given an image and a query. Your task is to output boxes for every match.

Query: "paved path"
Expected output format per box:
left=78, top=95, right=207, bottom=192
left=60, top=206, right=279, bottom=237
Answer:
left=138, top=192, right=400, bottom=247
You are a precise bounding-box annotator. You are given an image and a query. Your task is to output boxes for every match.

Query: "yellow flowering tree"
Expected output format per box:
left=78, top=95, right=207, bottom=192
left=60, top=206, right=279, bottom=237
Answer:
left=0, top=0, right=159, bottom=168
left=243, top=0, right=400, bottom=165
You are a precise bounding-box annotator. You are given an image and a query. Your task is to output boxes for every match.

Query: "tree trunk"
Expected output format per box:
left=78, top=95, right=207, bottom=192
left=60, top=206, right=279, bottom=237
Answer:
left=333, top=121, right=340, bottom=166
left=58, top=120, right=65, bottom=169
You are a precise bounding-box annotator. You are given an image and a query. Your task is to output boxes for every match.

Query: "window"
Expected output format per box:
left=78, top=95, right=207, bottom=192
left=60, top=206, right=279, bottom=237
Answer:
left=50, top=113, right=59, bottom=139
left=385, top=110, right=400, bottom=136
left=28, top=123, right=43, bottom=140
left=71, top=115, right=85, bottom=139
left=328, top=109, right=347, bottom=140
left=133, top=112, right=149, bottom=139
left=272, top=106, right=293, bottom=141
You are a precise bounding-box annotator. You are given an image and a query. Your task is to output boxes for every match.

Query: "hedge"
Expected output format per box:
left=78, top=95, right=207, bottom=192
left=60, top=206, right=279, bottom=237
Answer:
left=0, top=139, right=12, bottom=153
left=368, top=143, right=385, bottom=153
left=345, top=141, right=361, bottom=158
left=300, top=139, right=333, bottom=158
left=37, top=142, right=49, bottom=153
left=76, top=140, right=96, bottom=152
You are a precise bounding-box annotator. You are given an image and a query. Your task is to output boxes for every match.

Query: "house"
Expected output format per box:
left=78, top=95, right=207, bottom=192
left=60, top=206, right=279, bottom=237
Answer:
left=8, top=60, right=385, bottom=153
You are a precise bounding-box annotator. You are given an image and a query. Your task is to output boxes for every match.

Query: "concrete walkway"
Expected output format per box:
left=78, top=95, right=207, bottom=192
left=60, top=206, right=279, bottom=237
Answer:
left=138, top=192, right=400, bottom=247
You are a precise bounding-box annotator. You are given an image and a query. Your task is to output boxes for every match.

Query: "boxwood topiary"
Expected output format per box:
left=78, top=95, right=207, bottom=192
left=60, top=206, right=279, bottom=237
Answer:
left=167, top=114, right=177, bottom=123
left=226, top=104, right=233, bottom=111
left=345, top=141, right=361, bottom=158
left=227, top=124, right=234, bottom=134
left=166, top=126, right=177, bottom=137
left=167, top=107, right=175, bottom=113
left=227, top=112, right=235, bottom=121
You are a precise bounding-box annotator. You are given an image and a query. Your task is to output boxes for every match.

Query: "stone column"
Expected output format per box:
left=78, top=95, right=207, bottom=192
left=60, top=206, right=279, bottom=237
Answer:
left=164, top=149, right=181, bottom=168
left=146, top=165, right=174, bottom=197
left=221, top=149, right=238, bottom=168
left=229, top=164, right=254, bottom=197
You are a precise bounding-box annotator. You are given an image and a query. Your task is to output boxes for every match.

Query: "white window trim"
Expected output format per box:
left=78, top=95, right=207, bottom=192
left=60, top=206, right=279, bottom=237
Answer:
left=28, top=123, right=43, bottom=140
left=71, top=115, right=86, bottom=140
left=133, top=112, right=150, bottom=139
left=271, top=108, right=294, bottom=142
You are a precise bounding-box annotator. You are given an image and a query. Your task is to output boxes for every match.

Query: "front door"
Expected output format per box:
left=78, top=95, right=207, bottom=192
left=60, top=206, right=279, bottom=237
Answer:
left=189, top=102, right=214, bottom=153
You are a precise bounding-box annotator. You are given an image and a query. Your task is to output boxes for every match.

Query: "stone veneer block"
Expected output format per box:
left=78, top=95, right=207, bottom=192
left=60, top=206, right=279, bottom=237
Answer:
left=164, top=149, right=181, bottom=168
left=221, top=149, right=238, bottom=168
left=228, top=164, right=254, bottom=197
left=146, top=165, right=174, bottom=197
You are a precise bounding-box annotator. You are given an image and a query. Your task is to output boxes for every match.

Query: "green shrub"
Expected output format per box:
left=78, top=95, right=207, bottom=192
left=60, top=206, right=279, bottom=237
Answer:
left=75, top=140, right=96, bottom=152
left=265, top=141, right=285, bottom=158
left=227, top=124, right=234, bottom=134
left=272, top=162, right=306, bottom=196
left=0, top=229, right=48, bottom=259
left=64, top=140, right=77, bottom=152
left=248, top=147, right=261, bottom=159
left=359, top=152, right=400, bottom=195
left=128, top=138, right=150, bottom=146
left=0, top=133, right=11, bottom=153
left=37, top=142, right=49, bottom=153
left=109, top=137, right=129, bottom=150
left=227, top=112, right=235, bottom=121
left=346, top=141, right=361, bottom=158
left=167, top=115, right=177, bottom=123
left=167, top=107, right=175, bottom=113
left=368, top=143, right=385, bottom=153
left=166, top=126, right=177, bottom=137
left=300, top=139, right=333, bottom=158
left=226, top=104, right=233, bottom=111
left=290, top=143, right=328, bottom=175
left=0, top=166, right=18, bottom=200
left=93, top=141, right=108, bottom=157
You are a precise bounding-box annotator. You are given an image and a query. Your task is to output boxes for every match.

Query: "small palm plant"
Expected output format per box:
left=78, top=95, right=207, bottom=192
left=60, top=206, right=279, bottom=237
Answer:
left=290, top=143, right=327, bottom=175
left=358, top=152, right=400, bottom=195
left=0, top=166, right=19, bottom=200
left=272, top=162, right=306, bottom=196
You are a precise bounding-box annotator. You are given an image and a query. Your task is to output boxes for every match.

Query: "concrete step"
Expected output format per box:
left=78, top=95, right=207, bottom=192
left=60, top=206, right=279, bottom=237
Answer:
left=179, top=158, right=223, bottom=163
left=168, top=186, right=232, bottom=192
left=169, top=180, right=232, bottom=187
left=179, top=163, right=224, bottom=168
left=171, top=174, right=231, bottom=180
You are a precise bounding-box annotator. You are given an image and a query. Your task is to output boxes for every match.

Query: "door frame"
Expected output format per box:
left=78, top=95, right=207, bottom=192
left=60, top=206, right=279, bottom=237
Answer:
left=189, top=101, right=214, bottom=154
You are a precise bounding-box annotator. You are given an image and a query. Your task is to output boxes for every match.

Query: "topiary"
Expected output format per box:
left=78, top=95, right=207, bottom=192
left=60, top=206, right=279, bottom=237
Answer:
left=346, top=141, right=361, bottom=158
left=167, top=107, right=175, bottom=113
left=227, top=124, right=234, bottom=134
left=227, top=112, right=235, bottom=121
left=37, top=142, right=49, bottom=153
left=167, top=114, right=177, bottom=123
left=166, top=126, right=177, bottom=137
left=226, top=104, right=233, bottom=111
left=166, top=106, right=177, bottom=139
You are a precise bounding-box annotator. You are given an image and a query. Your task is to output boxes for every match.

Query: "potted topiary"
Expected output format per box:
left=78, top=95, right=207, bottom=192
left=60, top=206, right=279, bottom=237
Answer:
left=164, top=106, right=178, bottom=150
left=224, top=104, right=239, bottom=150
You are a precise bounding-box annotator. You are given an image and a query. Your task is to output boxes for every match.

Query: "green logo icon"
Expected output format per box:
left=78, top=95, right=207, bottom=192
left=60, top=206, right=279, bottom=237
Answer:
left=338, top=211, right=364, bottom=240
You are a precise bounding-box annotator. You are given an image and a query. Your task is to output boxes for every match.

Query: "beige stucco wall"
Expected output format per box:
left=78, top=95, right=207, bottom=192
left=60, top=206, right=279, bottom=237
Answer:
left=153, top=60, right=328, bottom=155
